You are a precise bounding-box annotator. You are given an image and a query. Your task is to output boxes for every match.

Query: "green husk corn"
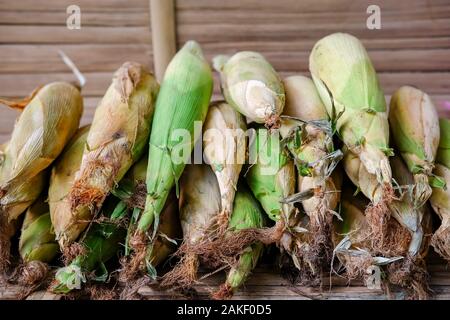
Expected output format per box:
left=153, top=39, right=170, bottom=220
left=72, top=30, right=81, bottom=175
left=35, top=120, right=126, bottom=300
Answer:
left=133, top=41, right=213, bottom=268
left=49, top=126, right=91, bottom=250
left=203, top=101, right=247, bottom=227
left=389, top=86, right=442, bottom=207
left=17, top=195, right=59, bottom=286
left=68, top=62, right=159, bottom=241
left=212, top=185, right=265, bottom=299
left=19, top=196, right=58, bottom=263
left=51, top=197, right=126, bottom=294
left=161, top=163, right=222, bottom=288
left=309, top=33, right=393, bottom=243
left=246, top=127, right=295, bottom=223
left=0, top=82, right=82, bottom=220
left=213, top=51, right=285, bottom=127
left=279, top=75, right=342, bottom=275
left=430, top=118, right=450, bottom=261
left=113, top=154, right=182, bottom=274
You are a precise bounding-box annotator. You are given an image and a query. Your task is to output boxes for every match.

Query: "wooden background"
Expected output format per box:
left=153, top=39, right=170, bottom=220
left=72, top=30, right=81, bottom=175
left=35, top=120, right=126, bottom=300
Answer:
left=0, top=0, right=449, bottom=143
left=0, top=0, right=450, bottom=300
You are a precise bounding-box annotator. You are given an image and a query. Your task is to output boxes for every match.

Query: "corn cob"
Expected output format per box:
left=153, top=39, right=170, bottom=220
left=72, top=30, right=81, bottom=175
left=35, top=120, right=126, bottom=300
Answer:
left=67, top=62, right=158, bottom=250
left=279, top=75, right=342, bottom=276
left=213, top=51, right=285, bottom=128
left=389, top=86, right=443, bottom=207
left=161, top=163, right=222, bottom=288
left=0, top=82, right=82, bottom=271
left=18, top=195, right=59, bottom=286
left=129, top=41, right=213, bottom=275
left=430, top=118, right=450, bottom=262
left=212, top=185, right=265, bottom=299
left=203, top=101, right=247, bottom=231
left=310, top=33, right=393, bottom=249
left=49, top=126, right=90, bottom=251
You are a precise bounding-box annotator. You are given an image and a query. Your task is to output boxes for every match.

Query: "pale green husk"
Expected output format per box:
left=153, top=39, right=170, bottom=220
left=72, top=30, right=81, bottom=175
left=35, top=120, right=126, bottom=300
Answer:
left=213, top=51, right=285, bottom=126
left=136, top=41, right=213, bottom=248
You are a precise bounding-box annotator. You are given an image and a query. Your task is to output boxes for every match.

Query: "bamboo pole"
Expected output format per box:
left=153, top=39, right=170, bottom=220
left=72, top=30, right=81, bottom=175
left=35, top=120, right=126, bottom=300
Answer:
left=150, top=0, right=177, bottom=82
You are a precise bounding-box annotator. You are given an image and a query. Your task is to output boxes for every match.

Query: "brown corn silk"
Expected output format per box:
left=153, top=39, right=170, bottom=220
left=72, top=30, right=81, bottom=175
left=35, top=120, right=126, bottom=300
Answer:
left=280, top=75, right=341, bottom=276
left=430, top=118, right=450, bottom=262
left=203, top=101, right=247, bottom=231
left=161, top=164, right=222, bottom=288
left=309, top=33, right=394, bottom=249
left=389, top=86, right=441, bottom=208
left=332, top=190, right=404, bottom=282
left=0, top=82, right=83, bottom=271
left=67, top=62, right=158, bottom=249
left=49, top=126, right=90, bottom=252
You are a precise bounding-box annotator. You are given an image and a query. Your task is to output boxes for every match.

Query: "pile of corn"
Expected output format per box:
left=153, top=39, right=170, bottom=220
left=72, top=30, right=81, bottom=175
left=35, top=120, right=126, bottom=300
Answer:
left=0, top=34, right=448, bottom=300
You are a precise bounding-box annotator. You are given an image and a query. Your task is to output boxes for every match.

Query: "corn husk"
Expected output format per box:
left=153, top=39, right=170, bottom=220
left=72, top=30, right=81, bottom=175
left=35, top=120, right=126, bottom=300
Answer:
left=246, top=127, right=295, bottom=223
left=213, top=51, right=285, bottom=127
left=430, top=118, right=450, bottom=262
left=114, top=154, right=182, bottom=282
left=0, top=82, right=83, bottom=220
left=344, top=153, right=431, bottom=298
left=130, top=41, right=213, bottom=275
left=203, top=101, right=247, bottom=230
left=309, top=33, right=394, bottom=247
left=332, top=191, right=403, bottom=282
left=0, top=82, right=82, bottom=271
left=17, top=195, right=58, bottom=286
left=49, top=126, right=90, bottom=251
left=51, top=197, right=126, bottom=294
left=212, top=185, right=265, bottom=299
left=389, top=86, right=442, bottom=207
left=279, top=75, right=342, bottom=276
left=67, top=62, right=158, bottom=249
left=161, top=163, right=222, bottom=288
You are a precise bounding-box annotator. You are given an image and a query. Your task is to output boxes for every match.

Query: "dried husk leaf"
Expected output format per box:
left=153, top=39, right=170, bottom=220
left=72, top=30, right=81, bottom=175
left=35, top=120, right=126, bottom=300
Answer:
left=67, top=62, right=158, bottom=247
left=389, top=86, right=441, bottom=207
left=430, top=118, right=450, bottom=262
left=203, top=101, right=247, bottom=229
left=309, top=33, right=393, bottom=224
left=49, top=126, right=91, bottom=250
left=213, top=51, right=285, bottom=127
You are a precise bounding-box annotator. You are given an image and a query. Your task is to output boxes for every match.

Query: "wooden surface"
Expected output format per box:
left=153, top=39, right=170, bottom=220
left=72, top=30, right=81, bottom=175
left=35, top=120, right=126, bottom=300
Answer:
left=1, top=256, right=450, bottom=300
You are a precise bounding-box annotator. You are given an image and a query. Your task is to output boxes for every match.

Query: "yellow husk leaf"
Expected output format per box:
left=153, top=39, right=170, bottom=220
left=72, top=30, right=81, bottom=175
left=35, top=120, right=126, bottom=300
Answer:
left=67, top=62, right=158, bottom=246
left=0, top=82, right=83, bottom=221
left=49, top=126, right=90, bottom=250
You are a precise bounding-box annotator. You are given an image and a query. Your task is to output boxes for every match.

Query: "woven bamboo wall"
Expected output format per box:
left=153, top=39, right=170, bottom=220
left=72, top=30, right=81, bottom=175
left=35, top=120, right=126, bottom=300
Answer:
left=1, top=0, right=449, bottom=144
